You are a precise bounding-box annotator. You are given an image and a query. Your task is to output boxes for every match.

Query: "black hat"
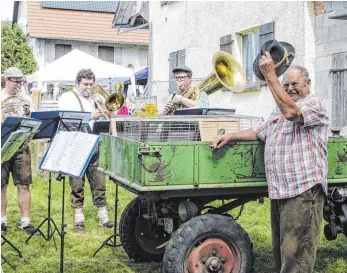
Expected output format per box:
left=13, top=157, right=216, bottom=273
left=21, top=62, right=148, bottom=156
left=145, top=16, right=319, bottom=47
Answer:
left=172, top=66, right=192, bottom=76
left=253, top=40, right=295, bottom=81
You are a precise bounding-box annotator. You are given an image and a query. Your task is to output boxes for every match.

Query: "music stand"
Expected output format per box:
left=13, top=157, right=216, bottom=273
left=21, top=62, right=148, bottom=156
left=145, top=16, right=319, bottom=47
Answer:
left=1, top=234, right=23, bottom=270
left=25, top=111, right=75, bottom=246
left=27, top=111, right=90, bottom=273
left=93, top=182, right=121, bottom=257
left=92, top=124, right=122, bottom=257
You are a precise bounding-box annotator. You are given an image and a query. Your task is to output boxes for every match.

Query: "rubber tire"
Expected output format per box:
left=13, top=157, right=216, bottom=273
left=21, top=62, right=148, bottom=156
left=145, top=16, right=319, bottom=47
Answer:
left=162, top=214, right=254, bottom=273
left=119, top=196, right=165, bottom=262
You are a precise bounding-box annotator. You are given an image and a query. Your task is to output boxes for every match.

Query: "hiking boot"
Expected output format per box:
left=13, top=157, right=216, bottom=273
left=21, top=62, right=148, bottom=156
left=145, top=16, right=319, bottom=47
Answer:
left=74, top=222, right=85, bottom=233
left=1, top=223, right=7, bottom=234
left=100, top=219, right=114, bottom=228
left=17, top=223, right=40, bottom=236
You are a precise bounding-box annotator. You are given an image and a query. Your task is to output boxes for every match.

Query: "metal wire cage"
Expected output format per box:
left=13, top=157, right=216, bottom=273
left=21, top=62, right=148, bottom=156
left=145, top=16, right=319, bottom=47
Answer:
left=109, top=115, right=263, bottom=142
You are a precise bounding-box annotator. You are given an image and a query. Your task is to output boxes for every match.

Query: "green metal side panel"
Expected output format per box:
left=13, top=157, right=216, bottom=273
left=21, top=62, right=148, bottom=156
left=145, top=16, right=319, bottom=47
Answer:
left=139, top=142, right=196, bottom=186
left=198, top=142, right=266, bottom=184
left=99, top=135, right=142, bottom=185
left=99, top=135, right=347, bottom=188
left=327, top=138, right=347, bottom=180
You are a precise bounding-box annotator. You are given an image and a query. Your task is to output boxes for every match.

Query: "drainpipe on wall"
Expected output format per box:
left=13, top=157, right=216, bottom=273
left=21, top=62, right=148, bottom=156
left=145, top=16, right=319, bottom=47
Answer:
left=12, top=1, right=19, bottom=26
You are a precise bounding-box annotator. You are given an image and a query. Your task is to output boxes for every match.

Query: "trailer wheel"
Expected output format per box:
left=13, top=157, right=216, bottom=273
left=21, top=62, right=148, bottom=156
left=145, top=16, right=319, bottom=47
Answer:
left=162, top=214, right=253, bottom=273
left=119, top=197, right=168, bottom=262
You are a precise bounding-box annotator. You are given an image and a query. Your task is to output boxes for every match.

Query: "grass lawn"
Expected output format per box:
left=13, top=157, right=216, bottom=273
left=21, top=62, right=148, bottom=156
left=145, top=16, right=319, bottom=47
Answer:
left=2, top=175, right=347, bottom=273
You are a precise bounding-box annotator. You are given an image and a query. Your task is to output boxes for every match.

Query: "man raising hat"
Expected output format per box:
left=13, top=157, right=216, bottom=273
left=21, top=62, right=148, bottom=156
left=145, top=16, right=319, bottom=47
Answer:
left=213, top=40, right=329, bottom=273
left=163, top=66, right=209, bottom=115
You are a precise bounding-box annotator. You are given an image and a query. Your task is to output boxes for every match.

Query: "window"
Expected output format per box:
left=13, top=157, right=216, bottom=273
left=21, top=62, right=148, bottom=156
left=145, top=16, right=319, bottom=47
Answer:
left=220, top=34, right=233, bottom=54
left=98, top=46, right=115, bottom=63
left=55, top=44, right=71, bottom=59
left=168, top=49, right=185, bottom=93
left=240, top=22, right=274, bottom=85
left=242, top=30, right=260, bottom=84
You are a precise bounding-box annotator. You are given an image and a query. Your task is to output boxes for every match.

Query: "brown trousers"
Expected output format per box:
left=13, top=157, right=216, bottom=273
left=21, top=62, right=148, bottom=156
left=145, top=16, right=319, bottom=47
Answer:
left=69, top=152, right=106, bottom=209
left=1, top=146, right=32, bottom=187
left=271, top=184, right=325, bottom=273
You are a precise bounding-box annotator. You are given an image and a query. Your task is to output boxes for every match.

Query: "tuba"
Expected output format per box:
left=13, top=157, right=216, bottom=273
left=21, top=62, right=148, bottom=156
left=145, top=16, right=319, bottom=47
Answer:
left=1, top=95, right=30, bottom=122
left=91, top=84, right=125, bottom=120
left=198, top=51, right=246, bottom=94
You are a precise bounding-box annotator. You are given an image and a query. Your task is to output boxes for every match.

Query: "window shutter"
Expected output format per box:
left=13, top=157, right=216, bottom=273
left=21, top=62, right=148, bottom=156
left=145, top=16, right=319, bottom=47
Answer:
left=259, top=22, right=275, bottom=47
left=114, top=47, right=122, bottom=65
left=331, top=70, right=347, bottom=127
left=169, top=51, right=177, bottom=94
left=98, top=46, right=115, bottom=63
left=177, top=49, right=185, bottom=67
left=138, top=48, right=148, bottom=67
left=220, top=34, right=233, bottom=54
left=55, top=44, right=71, bottom=59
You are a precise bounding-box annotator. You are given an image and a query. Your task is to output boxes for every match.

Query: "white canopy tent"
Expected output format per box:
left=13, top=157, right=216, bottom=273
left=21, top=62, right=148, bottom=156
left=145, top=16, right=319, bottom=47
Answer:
left=28, top=49, right=136, bottom=99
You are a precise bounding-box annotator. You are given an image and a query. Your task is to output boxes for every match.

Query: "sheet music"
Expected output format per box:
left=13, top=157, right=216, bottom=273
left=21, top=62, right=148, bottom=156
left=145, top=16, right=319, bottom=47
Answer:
left=19, top=119, right=42, bottom=149
left=58, top=132, right=99, bottom=177
left=39, top=131, right=99, bottom=177
left=1, top=130, right=31, bottom=162
left=40, top=131, right=75, bottom=172
left=57, top=111, right=91, bottom=133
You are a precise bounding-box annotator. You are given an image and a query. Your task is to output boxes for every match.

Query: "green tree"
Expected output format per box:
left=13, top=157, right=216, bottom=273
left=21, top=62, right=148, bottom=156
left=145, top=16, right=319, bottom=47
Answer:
left=1, top=23, right=37, bottom=74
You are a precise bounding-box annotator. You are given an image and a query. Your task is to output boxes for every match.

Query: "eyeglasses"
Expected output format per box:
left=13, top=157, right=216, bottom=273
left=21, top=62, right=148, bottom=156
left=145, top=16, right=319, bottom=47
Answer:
left=8, top=79, right=24, bottom=85
left=175, top=76, right=189, bottom=81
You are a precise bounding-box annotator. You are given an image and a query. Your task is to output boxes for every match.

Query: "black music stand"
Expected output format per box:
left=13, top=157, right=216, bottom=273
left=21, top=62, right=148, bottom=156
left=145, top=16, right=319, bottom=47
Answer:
left=55, top=173, right=67, bottom=273
left=1, top=234, right=23, bottom=270
left=27, top=111, right=90, bottom=273
left=92, top=124, right=122, bottom=257
left=25, top=111, right=78, bottom=245
left=93, top=182, right=121, bottom=257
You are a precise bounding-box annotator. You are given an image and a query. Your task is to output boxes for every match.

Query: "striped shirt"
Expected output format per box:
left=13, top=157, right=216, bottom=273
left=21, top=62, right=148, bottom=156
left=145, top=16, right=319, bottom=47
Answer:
left=253, top=93, right=329, bottom=199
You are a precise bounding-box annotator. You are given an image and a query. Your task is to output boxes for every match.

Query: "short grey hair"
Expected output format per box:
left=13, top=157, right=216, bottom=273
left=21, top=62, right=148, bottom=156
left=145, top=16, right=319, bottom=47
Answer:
left=283, top=65, right=310, bottom=83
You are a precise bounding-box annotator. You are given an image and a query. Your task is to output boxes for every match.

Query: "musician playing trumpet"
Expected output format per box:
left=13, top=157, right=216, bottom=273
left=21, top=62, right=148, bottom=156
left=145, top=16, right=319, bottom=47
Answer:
left=1, top=67, right=38, bottom=235
left=163, top=66, right=209, bottom=115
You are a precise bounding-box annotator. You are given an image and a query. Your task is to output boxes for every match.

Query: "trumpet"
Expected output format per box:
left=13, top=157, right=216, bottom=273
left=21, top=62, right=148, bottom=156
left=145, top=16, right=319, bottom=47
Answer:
left=91, top=84, right=125, bottom=120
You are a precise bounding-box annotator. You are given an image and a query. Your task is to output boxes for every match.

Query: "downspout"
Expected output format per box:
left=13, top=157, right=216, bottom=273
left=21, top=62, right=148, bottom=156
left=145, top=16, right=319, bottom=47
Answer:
left=12, top=1, right=19, bottom=26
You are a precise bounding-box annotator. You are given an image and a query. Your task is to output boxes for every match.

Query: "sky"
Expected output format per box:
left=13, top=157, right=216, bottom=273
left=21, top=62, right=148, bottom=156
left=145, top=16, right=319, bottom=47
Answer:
left=1, top=0, right=15, bottom=21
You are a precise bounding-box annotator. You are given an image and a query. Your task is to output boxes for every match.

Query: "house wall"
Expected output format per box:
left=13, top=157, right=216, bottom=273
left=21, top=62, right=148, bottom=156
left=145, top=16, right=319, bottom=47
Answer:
left=314, top=1, right=347, bottom=136
left=17, top=3, right=148, bottom=80
left=40, top=40, right=148, bottom=71
left=149, top=1, right=316, bottom=117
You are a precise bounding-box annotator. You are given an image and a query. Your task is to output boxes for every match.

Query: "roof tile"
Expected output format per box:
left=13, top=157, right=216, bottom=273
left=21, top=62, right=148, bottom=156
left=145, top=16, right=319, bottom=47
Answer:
left=27, top=2, right=149, bottom=45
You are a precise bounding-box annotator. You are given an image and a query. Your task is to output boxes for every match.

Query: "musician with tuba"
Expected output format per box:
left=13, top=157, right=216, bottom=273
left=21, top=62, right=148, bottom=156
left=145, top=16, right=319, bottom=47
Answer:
left=163, top=66, right=209, bottom=115
left=57, top=69, right=114, bottom=233
left=1, top=67, right=39, bottom=235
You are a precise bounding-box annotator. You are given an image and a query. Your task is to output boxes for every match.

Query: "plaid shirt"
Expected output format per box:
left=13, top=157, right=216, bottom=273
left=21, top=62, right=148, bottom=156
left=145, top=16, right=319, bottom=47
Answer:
left=253, top=93, right=329, bottom=199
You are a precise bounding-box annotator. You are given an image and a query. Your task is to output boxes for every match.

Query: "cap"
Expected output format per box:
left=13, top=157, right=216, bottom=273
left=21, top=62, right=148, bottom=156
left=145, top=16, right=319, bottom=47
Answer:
left=4, top=67, right=24, bottom=78
left=172, top=66, right=192, bottom=76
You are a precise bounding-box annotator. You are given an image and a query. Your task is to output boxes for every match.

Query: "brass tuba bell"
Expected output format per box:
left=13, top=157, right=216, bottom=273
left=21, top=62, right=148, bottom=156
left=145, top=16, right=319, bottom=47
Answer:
left=198, top=51, right=246, bottom=95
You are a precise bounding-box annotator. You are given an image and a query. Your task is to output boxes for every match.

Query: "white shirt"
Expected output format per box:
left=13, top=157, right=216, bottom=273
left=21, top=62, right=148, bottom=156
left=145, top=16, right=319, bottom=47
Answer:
left=57, top=88, right=96, bottom=112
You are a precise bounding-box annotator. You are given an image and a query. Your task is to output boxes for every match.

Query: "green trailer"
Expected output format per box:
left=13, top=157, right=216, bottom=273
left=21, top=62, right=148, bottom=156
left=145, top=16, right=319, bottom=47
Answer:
left=98, top=116, right=347, bottom=273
